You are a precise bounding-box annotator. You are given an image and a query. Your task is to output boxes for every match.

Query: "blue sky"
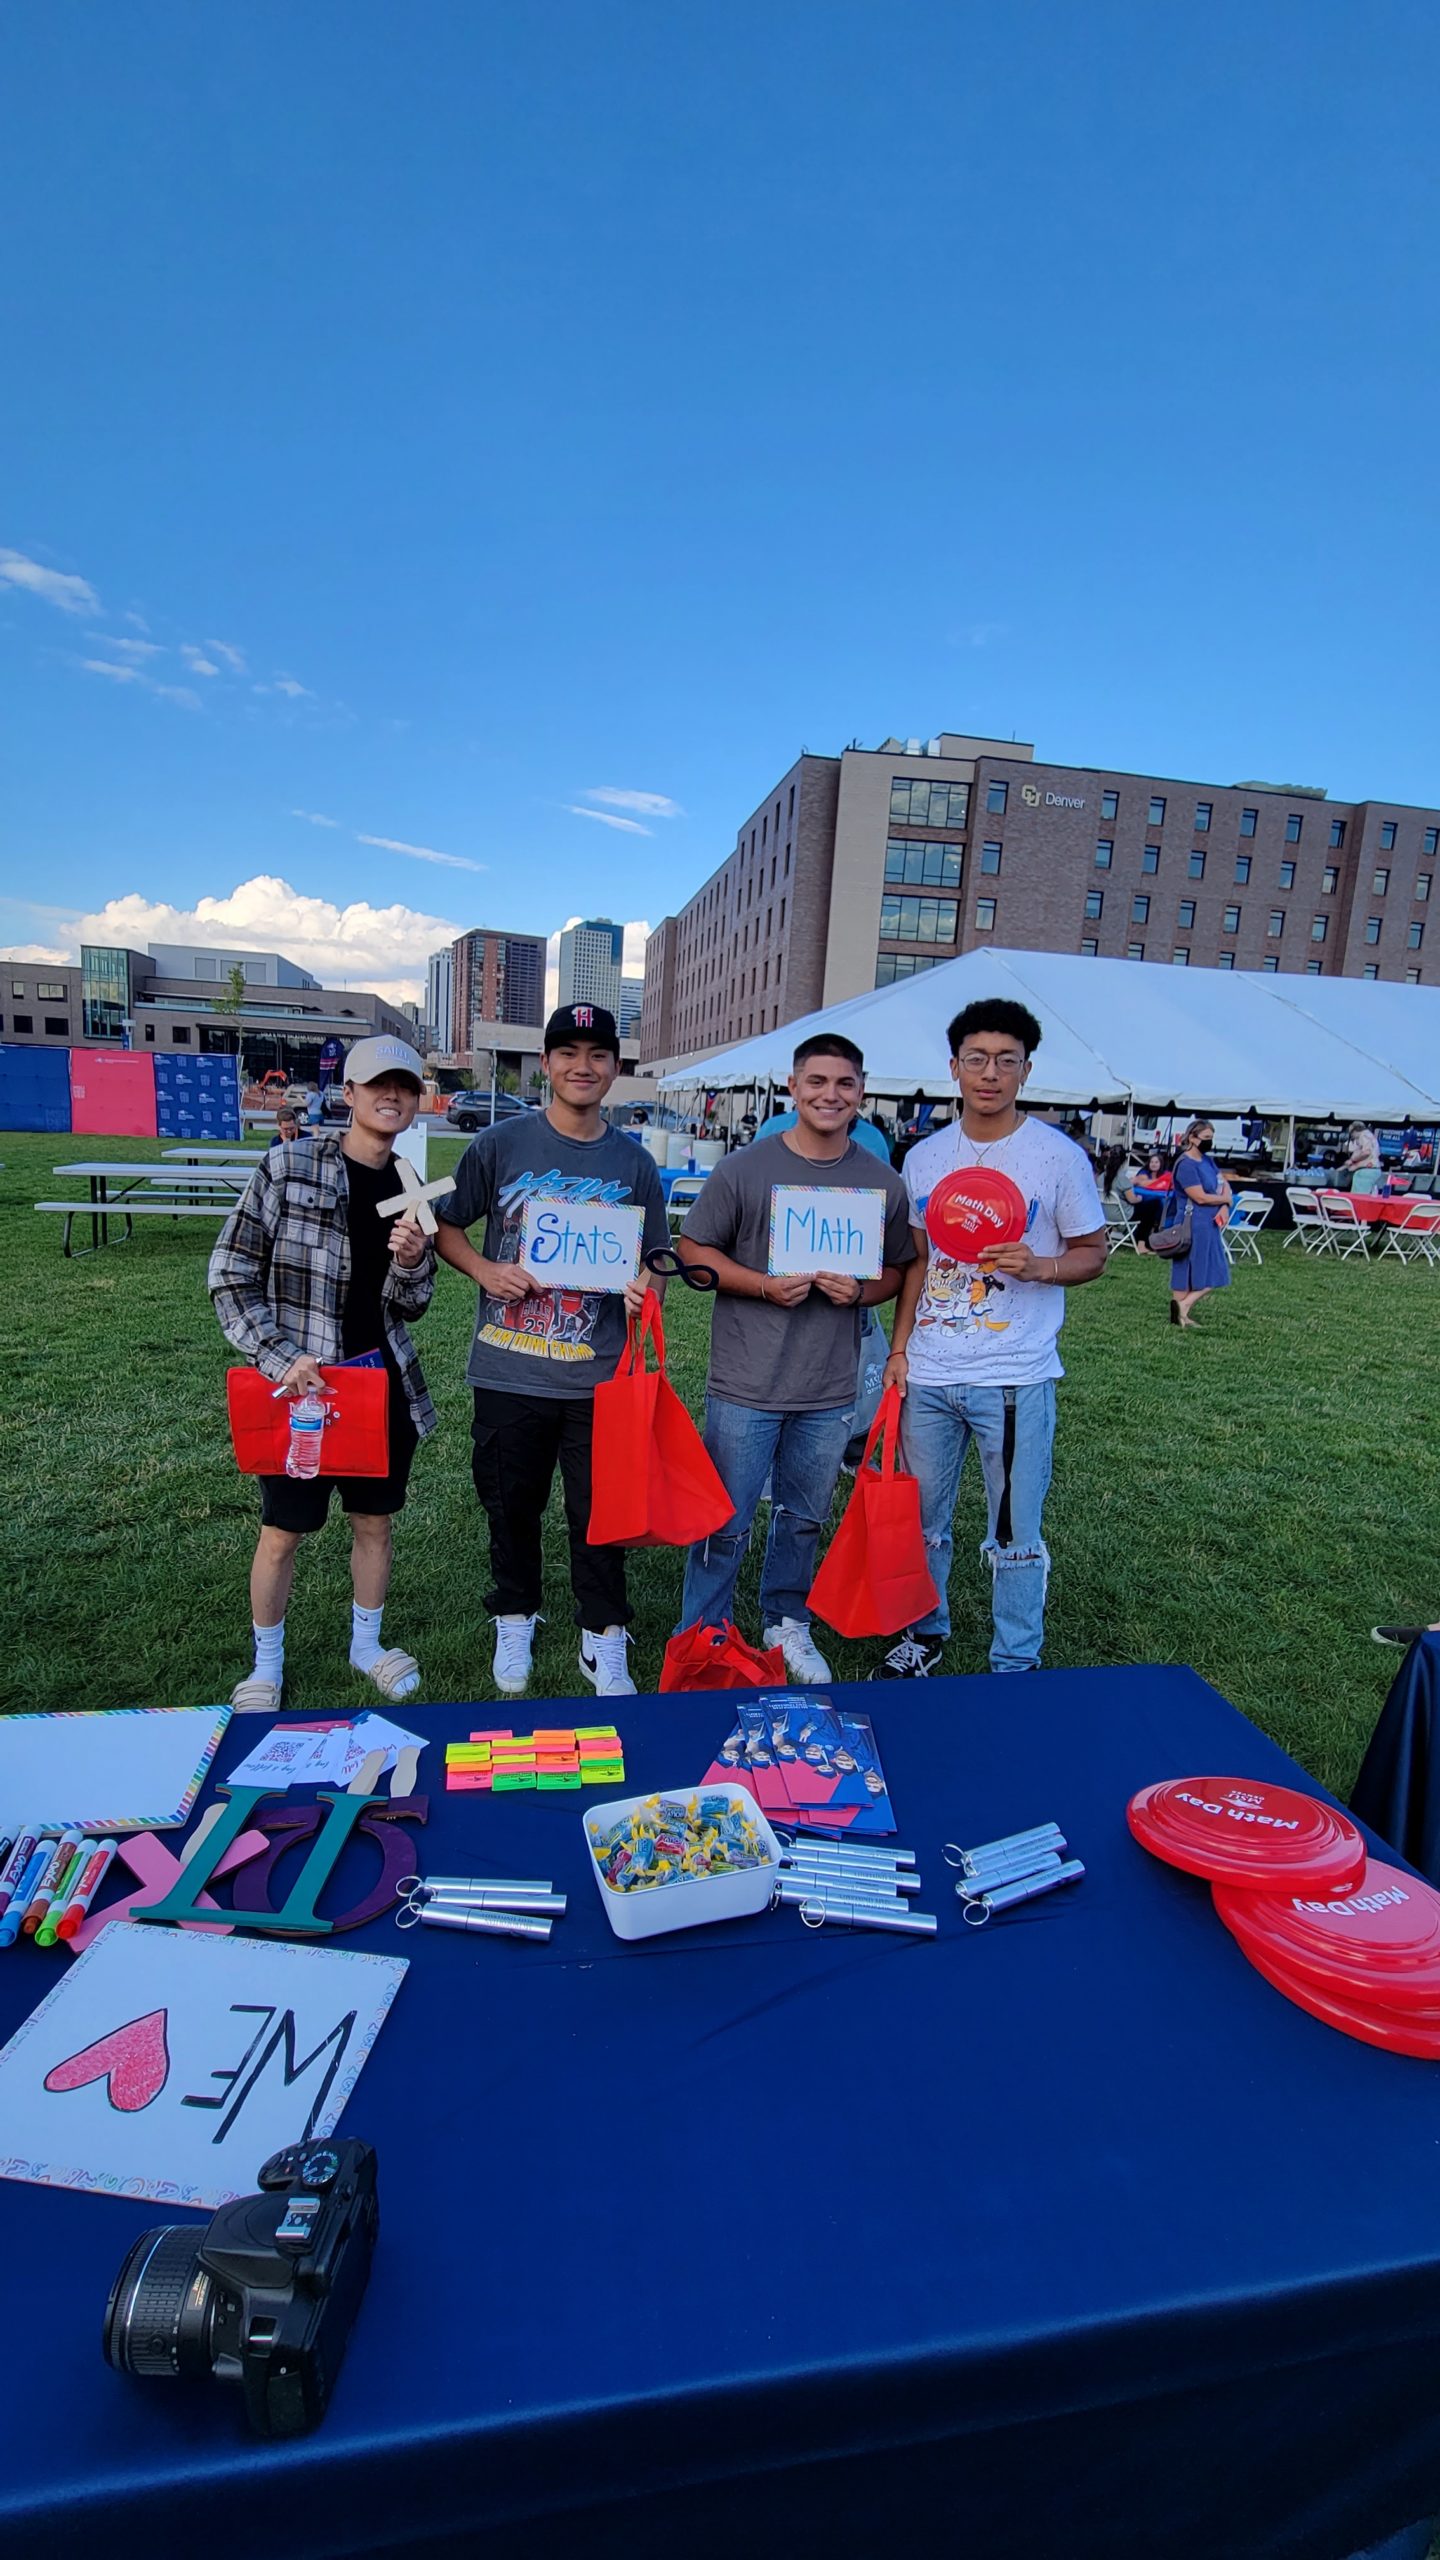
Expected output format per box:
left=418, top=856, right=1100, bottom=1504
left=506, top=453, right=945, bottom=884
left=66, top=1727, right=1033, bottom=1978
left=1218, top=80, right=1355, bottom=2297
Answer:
left=2, top=0, right=1436, bottom=1000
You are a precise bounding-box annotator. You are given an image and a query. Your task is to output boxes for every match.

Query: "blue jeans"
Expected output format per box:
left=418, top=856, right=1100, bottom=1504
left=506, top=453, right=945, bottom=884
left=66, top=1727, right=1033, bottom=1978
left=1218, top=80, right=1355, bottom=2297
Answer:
left=899, top=1380, right=1057, bottom=1672
left=679, top=1394, right=855, bottom=1634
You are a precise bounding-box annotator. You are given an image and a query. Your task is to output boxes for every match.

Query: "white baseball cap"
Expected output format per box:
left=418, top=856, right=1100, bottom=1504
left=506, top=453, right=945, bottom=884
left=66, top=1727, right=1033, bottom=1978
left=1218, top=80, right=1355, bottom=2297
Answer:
left=343, top=1035, right=425, bottom=1088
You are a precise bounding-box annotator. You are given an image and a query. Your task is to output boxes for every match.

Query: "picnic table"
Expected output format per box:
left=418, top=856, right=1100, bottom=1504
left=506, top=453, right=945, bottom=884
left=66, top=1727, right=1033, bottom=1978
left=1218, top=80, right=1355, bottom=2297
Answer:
left=159, top=1146, right=267, bottom=1166
left=1320, top=1191, right=1440, bottom=1229
left=35, top=1160, right=254, bottom=1257
left=3, top=1669, right=1439, bottom=2560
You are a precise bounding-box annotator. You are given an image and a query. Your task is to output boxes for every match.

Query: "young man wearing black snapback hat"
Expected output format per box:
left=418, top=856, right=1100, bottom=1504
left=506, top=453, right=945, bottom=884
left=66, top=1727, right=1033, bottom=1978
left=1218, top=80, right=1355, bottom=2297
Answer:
left=436, top=1003, right=670, bottom=1698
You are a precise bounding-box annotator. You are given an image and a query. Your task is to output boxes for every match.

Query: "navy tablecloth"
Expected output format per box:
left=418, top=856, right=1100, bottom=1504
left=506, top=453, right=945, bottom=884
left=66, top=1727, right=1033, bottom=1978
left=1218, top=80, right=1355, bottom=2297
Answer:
left=2, top=1667, right=1439, bottom=2560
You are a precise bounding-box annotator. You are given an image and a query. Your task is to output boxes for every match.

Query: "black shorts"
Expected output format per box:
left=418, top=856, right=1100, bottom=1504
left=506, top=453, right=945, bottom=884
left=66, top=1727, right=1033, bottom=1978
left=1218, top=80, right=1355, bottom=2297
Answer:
left=258, top=1376, right=418, bottom=1535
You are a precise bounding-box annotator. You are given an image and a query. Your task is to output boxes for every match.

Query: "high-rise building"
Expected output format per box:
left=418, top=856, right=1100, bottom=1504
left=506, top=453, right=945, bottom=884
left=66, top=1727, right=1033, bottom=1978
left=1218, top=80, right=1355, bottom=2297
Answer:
left=640, top=732, right=1440, bottom=1065
left=426, top=946, right=454, bottom=1054
left=451, top=928, right=548, bottom=1052
left=557, top=918, right=624, bottom=1016
left=618, top=975, right=645, bottom=1035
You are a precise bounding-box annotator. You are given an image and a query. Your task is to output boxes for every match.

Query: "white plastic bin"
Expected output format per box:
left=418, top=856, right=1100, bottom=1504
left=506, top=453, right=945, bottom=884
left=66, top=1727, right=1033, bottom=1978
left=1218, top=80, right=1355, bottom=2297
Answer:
left=584, top=1783, right=782, bottom=1941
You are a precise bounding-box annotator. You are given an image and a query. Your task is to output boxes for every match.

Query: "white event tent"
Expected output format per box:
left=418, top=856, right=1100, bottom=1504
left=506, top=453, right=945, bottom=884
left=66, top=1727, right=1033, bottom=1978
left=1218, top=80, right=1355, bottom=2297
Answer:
left=656, top=948, right=1440, bottom=1119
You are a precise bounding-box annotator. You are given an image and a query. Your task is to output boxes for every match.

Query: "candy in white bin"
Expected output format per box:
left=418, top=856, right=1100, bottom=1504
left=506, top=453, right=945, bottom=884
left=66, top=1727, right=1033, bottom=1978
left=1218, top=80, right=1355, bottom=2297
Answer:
left=584, top=1782, right=782, bottom=1941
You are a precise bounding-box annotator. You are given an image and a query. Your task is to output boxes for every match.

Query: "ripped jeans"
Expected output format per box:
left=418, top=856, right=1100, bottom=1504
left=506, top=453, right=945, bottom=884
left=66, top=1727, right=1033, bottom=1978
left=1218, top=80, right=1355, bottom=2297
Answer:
left=678, top=1394, right=856, bottom=1635
left=899, top=1380, right=1056, bottom=1672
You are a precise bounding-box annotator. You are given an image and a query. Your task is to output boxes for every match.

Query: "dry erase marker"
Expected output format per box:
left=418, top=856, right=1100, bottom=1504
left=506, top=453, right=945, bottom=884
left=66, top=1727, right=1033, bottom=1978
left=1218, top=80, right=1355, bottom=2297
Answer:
left=36, top=1841, right=94, bottom=1949
left=54, top=1841, right=118, bottom=1942
left=22, top=1833, right=86, bottom=1938
left=0, top=1843, right=55, bottom=1949
left=0, top=1830, right=42, bottom=1923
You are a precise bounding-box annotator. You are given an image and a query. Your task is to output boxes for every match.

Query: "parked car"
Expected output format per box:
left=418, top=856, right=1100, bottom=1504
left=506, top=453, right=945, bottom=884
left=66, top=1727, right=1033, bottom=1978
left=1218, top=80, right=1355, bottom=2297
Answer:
left=444, top=1092, right=534, bottom=1133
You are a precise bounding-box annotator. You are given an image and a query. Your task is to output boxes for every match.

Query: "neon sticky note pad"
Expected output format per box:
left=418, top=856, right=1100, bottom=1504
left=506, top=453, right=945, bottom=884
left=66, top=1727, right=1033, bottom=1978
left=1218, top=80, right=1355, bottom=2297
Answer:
left=446, top=1774, right=493, bottom=1792
left=469, top=1730, right=513, bottom=1743
left=493, top=1773, right=536, bottom=1792
left=538, top=1775, right=582, bottom=1791
left=574, top=1727, right=619, bottom=1741
left=533, top=1730, right=576, bottom=1746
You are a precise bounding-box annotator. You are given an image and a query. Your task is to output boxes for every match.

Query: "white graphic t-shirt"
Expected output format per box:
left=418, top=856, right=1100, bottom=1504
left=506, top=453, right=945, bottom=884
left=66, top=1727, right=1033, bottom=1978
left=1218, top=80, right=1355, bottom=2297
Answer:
left=902, top=1117, right=1104, bottom=1387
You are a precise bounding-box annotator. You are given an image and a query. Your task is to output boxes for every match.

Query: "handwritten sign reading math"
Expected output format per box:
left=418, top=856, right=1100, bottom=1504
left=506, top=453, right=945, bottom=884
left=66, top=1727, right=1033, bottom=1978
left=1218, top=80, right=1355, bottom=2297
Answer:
left=768, top=1185, right=884, bottom=1280
left=520, top=1197, right=643, bottom=1292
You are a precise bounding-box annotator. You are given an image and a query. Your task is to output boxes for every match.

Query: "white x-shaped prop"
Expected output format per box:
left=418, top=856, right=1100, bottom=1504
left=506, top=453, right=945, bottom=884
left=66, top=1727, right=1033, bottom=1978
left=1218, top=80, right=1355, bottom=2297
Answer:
left=375, top=1155, right=456, bottom=1236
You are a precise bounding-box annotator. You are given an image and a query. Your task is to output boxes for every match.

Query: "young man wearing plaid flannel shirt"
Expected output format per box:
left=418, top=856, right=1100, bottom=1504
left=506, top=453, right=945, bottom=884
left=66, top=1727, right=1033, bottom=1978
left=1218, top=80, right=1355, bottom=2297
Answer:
left=209, top=1035, right=436, bottom=1711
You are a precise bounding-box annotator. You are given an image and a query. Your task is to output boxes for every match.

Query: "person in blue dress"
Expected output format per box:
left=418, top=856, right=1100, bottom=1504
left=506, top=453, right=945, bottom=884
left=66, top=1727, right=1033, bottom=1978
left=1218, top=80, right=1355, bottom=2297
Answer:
left=1163, top=1121, right=1233, bottom=1328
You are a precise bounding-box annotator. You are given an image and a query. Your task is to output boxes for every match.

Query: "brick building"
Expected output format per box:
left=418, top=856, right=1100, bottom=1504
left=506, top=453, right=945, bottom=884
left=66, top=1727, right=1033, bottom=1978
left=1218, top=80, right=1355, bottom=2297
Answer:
left=639, top=734, right=1439, bottom=1069
left=450, top=928, right=547, bottom=1052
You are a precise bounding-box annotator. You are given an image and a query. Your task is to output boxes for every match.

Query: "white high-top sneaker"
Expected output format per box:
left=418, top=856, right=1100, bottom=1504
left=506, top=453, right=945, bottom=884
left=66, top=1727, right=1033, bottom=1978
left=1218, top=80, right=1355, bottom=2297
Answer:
left=492, top=1613, right=539, bottom=1697
left=578, top=1626, right=637, bottom=1697
left=764, top=1618, right=832, bottom=1683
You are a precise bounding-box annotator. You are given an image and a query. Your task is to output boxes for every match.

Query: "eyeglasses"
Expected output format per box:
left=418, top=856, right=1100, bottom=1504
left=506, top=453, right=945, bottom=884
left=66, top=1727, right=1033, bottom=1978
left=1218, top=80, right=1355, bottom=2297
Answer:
left=954, top=1051, right=1026, bottom=1075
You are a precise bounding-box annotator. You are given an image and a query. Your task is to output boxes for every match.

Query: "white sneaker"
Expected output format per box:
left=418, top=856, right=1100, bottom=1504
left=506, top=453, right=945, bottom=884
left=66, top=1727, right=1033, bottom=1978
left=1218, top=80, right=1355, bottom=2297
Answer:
left=764, top=1618, right=832, bottom=1683
left=579, top=1626, right=637, bottom=1697
left=492, top=1613, right=539, bottom=1696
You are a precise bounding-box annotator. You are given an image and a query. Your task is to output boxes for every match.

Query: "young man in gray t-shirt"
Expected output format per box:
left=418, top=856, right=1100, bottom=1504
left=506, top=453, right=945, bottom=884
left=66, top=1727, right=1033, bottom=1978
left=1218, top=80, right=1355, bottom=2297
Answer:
left=676, top=1034, right=914, bottom=1679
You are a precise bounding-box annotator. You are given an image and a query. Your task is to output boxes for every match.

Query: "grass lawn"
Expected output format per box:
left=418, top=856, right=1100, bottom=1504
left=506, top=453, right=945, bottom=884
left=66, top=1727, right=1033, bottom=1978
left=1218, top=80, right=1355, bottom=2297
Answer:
left=3, top=1129, right=1438, bottom=1797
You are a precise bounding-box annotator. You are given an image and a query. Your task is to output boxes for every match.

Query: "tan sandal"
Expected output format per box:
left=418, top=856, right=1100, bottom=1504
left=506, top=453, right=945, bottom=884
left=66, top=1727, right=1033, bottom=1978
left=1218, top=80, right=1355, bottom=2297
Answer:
left=358, top=1647, right=421, bottom=1701
left=229, top=1676, right=284, bottom=1715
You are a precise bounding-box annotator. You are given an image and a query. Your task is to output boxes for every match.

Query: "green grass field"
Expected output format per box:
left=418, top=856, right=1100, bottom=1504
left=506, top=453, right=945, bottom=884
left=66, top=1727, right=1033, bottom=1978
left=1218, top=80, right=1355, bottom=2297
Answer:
left=3, top=1129, right=1437, bottom=1796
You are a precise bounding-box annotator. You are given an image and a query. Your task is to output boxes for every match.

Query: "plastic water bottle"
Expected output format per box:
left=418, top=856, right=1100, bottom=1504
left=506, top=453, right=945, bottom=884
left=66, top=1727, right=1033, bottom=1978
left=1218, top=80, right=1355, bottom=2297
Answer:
left=285, top=1391, right=327, bottom=1479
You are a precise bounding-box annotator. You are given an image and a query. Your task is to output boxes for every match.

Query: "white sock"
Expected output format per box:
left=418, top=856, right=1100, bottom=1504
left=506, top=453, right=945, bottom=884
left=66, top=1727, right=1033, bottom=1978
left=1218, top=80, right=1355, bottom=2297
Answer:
left=349, top=1602, right=385, bottom=1670
left=253, top=1620, right=285, bottom=1685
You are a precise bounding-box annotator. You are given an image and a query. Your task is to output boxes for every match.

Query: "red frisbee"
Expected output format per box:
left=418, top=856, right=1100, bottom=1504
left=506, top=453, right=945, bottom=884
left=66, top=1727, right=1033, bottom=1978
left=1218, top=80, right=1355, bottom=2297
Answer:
left=925, top=1167, right=1028, bottom=1262
left=1126, top=1775, right=1367, bottom=1893
left=1237, top=1936, right=1440, bottom=2060
left=1214, top=1856, right=1440, bottom=2012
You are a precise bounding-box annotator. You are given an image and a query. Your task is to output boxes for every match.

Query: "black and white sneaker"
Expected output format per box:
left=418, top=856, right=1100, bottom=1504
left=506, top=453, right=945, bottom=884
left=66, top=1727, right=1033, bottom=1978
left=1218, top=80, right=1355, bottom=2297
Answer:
left=1371, top=1623, right=1434, bottom=1649
left=871, top=1630, right=944, bottom=1680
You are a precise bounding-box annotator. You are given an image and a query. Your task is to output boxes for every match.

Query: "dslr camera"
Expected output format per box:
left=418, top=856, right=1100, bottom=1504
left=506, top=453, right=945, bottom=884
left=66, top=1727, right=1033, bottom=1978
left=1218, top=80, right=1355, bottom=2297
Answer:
left=103, top=2137, right=378, bottom=2438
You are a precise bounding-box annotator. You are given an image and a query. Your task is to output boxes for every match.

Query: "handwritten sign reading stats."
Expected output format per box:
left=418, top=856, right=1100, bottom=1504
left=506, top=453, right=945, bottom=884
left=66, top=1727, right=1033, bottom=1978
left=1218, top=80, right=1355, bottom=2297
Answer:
left=520, top=1197, right=643, bottom=1291
left=923, top=1167, right=1028, bottom=1263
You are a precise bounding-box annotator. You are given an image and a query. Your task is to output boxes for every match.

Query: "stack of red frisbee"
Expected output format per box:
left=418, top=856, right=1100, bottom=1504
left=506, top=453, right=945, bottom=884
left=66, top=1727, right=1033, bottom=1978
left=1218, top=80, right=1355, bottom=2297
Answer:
left=1128, top=1776, right=1440, bottom=2057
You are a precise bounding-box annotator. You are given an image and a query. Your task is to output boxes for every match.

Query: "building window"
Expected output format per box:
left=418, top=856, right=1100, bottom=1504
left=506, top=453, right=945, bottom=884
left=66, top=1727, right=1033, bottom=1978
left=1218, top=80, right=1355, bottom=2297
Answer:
left=1364, top=917, right=1381, bottom=944
left=1418, top=875, right=1432, bottom=903
left=1223, top=903, right=1241, bottom=933
left=10, top=980, right=24, bottom=997
left=1425, top=827, right=1438, bottom=856
left=1268, top=911, right=1285, bottom=937
left=879, top=892, right=959, bottom=944
left=1194, top=801, right=1212, bottom=832
left=885, top=838, right=962, bottom=889
left=1321, top=866, right=1339, bottom=893
left=1218, top=953, right=1235, bottom=970
left=1306, top=959, right=1323, bottom=975
left=172, top=1025, right=192, bottom=1043
left=1380, top=820, right=1398, bottom=849
left=12, top=1012, right=32, bottom=1032
left=1094, top=839, right=1114, bottom=869
left=1188, top=851, right=1205, bottom=879
left=1148, top=795, right=1166, bottom=825
left=1240, top=808, right=1258, bottom=837
left=1373, top=868, right=1390, bottom=895
left=975, top=897, right=997, bottom=930
left=1311, top=915, right=1328, bottom=943
left=1408, top=922, right=1425, bottom=950
left=980, top=841, right=1003, bottom=875
left=788, top=783, right=795, bottom=817
left=1363, top=962, right=1379, bottom=979
left=1330, top=818, right=1347, bottom=848
left=985, top=780, right=1008, bottom=815
left=1080, top=938, right=1099, bottom=956
left=1285, top=813, right=1303, bottom=843
left=1126, top=943, right=1145, bottom=961
left=1172, top=949, right=1190, bottom=965
left=1101, top=788, right=1119, bottom=820
left=890, top=778, right=970, bottom=829
left=1178, top=898, right=1197, bottom=928
left=1262, top=955, right=1280, bottom=971
left=1142, top=844, right=1160, bottom=874
left=875, top=953, right=947, bottom=985
left=144, top=1023, right=155, bottom=1041
left=1131, top=893, right=1150, bottom=924
left=36, top=981, right=66, bottom=999
left=1235, top=854, right=1252, bottom=884
left=1084, top=890, right=1104, bottom=920
left=1276, top=859, right=1294, bottom=889
left=44, top=1017, right=68, bottom=1036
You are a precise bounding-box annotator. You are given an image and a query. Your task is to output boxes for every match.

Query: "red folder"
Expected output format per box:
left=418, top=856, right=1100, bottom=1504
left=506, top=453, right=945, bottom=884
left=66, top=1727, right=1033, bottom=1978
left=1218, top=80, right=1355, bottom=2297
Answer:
left=226, top=1366, right=390, bottom=1477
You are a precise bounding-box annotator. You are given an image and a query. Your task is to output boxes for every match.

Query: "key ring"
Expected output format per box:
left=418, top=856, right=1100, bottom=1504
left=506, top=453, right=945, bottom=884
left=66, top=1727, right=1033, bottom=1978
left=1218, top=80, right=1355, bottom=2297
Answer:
left=962, top=1898, right=993, bottom=1928
left=395, top=1900, right=426, bottom=1930
left=942, top=1843, right=968, bottom=1869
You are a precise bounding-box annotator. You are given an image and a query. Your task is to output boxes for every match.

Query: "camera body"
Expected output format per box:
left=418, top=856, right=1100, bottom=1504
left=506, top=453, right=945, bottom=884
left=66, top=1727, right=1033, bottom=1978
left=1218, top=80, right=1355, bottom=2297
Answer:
left=104, top=2137, right=378, bottom=2437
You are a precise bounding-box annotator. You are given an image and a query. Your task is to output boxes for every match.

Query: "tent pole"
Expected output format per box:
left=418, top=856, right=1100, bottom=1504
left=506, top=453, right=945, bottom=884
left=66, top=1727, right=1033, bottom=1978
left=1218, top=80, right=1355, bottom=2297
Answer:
left=1287, top=1113, right=1296, bottom=1172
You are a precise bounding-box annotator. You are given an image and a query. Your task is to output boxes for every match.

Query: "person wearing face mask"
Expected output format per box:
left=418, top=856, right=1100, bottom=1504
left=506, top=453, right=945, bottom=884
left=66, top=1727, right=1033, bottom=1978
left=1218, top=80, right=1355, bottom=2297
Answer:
left=209, top=1035, right=437, bottom=1711
left=1161, top=1121, right=1233, bottom=1330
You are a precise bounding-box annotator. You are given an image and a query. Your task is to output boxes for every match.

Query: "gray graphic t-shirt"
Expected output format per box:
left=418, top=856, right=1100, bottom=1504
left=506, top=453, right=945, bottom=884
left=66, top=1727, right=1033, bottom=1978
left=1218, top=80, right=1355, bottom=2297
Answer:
left=439, top=1116, right=669, bottom=1399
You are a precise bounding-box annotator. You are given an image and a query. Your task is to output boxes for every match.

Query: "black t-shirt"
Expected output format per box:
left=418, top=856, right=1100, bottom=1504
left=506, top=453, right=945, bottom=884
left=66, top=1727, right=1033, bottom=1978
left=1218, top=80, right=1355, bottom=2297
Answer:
left=341, top=1154, right=396, bottom=1362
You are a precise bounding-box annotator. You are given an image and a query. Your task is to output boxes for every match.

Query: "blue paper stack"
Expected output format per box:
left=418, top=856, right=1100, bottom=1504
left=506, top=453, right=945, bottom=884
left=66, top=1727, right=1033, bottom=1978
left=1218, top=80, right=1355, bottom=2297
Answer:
left=153, top=1052, right=242, bottom=1141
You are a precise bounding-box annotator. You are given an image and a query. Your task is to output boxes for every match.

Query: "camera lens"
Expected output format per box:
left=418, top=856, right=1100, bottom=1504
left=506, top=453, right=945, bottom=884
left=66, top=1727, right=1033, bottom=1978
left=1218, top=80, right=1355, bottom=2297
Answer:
left=104, top=2226, right=219, bottom=2380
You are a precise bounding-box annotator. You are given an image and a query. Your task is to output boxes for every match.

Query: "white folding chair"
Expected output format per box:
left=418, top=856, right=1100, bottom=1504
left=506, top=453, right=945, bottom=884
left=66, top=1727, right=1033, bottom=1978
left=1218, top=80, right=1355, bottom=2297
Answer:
left=1103, top=1194, right=1138, bottom=1255
left=1283, top=1186, right=1333, bottom=1252
left=1317, top=1193, right=1370, bottom=1261
left=1379, top=1200, right=1440, bottom=1267
left=1222, top=1192, right=1272, bottom=1265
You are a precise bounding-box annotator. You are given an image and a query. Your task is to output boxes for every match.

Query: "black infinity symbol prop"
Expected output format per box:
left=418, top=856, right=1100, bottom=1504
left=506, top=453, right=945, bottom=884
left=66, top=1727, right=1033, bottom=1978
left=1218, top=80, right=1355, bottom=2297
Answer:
left=642, top=1245, right=718, bottom=1294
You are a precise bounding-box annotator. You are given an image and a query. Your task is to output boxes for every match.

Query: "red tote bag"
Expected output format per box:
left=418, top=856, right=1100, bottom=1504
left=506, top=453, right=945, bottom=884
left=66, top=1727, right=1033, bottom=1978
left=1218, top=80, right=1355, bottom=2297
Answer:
left=226, top=1366, right=390, bottom=1477
left=806, top=1385, right=938, bottom=1639
left=659, top=1621, right=786, bottom=1692
left=588, top=1290, right=734, bottom=1549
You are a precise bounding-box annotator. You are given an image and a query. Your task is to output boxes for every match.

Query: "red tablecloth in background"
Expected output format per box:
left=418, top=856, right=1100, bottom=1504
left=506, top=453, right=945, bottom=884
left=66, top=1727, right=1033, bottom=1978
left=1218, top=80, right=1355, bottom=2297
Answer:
left=1319, top=1192, right=1440, bottom=1229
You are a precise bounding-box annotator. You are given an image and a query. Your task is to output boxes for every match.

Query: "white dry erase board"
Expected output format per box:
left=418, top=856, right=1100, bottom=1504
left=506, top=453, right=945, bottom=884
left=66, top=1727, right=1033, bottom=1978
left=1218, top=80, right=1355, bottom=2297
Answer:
left=0, top=1922, right=407, bottom=2210
left=0, top=1703, right=232, bottom=1833
left=520, top=1196, right=643, bottom=1291
left=768, top=1185, right=885, bottom=1279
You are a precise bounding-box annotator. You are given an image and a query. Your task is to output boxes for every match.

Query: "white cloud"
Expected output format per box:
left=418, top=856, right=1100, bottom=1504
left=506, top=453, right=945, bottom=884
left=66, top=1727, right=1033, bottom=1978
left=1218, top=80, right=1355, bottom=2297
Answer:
left=271, top=673, right=312, bottom=700
left=88, top=632, right=163, bottom=660
left=584, top=787, right=683, bottom=819
left=0, top=547, right=100, bottom=615
left=567, top=804, right=650, bottom=836
left=292, top=808, right=341, bottom=828
left=78, top=657, right=200, bottom=710
left=180, top=644, right=221, bottom=676
left=123, top=610, right=150, bottom=632
left=153, top=682, right=203, bottom=709
left=0, top=941, right=72, bottom=963
left=10, top=875, right=467, bottom=1008
left=80, top=657, right=140, bottom=684
left=205, top=638, right=247, bottom=673
left=356, top=833, right=485, bottom=873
